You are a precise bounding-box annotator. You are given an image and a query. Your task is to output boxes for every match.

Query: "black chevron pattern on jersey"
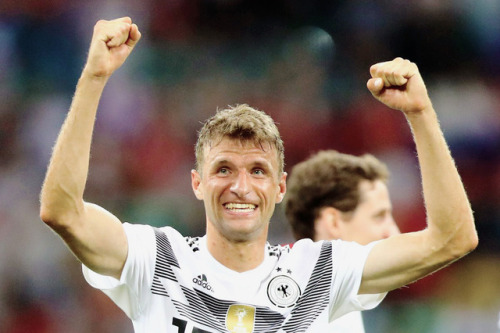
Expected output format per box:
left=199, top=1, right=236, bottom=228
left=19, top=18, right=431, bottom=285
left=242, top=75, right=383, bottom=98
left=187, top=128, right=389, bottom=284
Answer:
left=185, top=236, right=201, bottom=252
left=267, top=243, right=291, bottom=259
left=151, top=228, right=181, bottom=297
left=150, top=229, right=334, bottom=332
left=281, top=241, right=332, bottom=332
left=172, top=286, right=286, bottom=333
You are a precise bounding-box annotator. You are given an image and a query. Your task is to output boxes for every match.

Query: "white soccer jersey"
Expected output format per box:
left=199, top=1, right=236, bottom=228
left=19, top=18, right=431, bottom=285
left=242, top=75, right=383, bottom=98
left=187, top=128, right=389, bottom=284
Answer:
left=83, top=223, right=385, bottom=332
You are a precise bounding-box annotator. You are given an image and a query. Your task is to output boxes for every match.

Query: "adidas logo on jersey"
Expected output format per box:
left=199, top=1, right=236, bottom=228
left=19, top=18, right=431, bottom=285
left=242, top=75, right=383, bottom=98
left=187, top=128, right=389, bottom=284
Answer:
left=193, top=274, right=214, bottom=292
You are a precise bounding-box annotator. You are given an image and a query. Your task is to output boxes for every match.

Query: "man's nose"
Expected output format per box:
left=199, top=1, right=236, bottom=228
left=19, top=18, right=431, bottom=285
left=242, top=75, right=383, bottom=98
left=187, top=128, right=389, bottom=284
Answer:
left=386, top=217, right=401, bottom=238
left=230, top=171, right=250, bottom=197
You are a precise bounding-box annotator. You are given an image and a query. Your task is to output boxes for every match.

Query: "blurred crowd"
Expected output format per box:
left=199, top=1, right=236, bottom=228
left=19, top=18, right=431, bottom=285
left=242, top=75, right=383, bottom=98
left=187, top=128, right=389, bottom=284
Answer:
left=1, top=1, right=499, bottom=332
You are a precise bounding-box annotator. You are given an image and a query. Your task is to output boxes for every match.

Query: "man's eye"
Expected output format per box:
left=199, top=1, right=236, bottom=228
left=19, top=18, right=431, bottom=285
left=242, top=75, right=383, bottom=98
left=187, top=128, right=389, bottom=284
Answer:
left=219, top=168, right=229, bottom=175
left=374, top=211, right=387, bottom=221
left=253, top=169, right=264, bottom=176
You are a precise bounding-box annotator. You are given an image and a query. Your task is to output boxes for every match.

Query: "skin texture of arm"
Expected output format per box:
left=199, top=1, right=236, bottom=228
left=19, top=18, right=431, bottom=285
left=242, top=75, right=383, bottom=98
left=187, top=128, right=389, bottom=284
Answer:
left=39, top=17, right=141, bottom=279
left=359, top=58, right=478, bottom=294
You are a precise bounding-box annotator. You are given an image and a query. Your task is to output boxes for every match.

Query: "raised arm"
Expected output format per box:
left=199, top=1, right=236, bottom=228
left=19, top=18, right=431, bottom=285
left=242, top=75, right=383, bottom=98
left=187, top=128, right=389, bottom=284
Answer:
left=39, top=18, right=141, bottom=279
left=359, top=58, right=478, bottom=294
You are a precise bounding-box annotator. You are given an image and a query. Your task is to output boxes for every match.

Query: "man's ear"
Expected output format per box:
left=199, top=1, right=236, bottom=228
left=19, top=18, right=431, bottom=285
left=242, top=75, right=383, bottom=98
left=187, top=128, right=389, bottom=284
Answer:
left=191, top=169, right=203, bottom=200
left=276, top=172, right=287, bottom=203
left=315, top=207, right=343, bottom=241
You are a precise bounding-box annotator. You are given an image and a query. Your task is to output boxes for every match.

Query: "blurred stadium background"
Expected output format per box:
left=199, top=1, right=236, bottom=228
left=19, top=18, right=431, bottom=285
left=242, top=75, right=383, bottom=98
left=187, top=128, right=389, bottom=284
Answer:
left=1, top=1, right=499, bottom=332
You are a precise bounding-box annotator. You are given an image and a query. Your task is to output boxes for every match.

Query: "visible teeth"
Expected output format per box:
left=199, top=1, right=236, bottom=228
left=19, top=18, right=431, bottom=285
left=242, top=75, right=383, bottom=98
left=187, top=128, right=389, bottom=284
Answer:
left=225, top=203, right=256, bottom=211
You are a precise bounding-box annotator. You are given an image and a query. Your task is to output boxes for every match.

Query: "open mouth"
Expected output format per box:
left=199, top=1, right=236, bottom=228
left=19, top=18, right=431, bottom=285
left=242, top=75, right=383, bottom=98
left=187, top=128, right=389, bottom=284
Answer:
left=224, top=203, right=257, bottom=213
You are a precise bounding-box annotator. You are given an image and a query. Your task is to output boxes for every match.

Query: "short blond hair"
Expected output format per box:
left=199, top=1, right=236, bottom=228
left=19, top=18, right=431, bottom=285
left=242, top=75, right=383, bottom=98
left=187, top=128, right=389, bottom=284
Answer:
left=195, top=104, right=284, bottom=174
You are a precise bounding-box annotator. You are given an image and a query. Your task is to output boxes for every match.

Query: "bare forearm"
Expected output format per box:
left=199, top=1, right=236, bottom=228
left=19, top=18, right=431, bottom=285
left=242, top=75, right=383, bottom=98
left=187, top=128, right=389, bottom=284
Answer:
left=361, top=111, right=477, bottom=293
left=407, top=107, right=477, bottom=254
left=361, top=58, right=478, bottom=294
left=41, top=18, right=140, bottom=225
left=40, top=73, right=108, bottom=223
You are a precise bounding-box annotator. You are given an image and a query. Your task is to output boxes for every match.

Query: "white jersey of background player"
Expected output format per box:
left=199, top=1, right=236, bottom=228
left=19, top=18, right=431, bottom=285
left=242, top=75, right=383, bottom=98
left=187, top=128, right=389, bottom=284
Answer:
left=284, top=150, right=401, bottom=332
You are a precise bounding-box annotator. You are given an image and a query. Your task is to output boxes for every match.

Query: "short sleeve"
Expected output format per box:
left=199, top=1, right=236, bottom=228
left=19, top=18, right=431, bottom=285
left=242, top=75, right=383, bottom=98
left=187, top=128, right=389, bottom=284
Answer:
left=82, top=223, right=156, bottom=319
left=328, top=240, right=387, bottom=321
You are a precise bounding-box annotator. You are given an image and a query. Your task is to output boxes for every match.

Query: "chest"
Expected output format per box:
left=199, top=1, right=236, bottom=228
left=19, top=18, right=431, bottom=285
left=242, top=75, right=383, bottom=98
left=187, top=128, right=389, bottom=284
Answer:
left=149, top=234, right=334, bottom=332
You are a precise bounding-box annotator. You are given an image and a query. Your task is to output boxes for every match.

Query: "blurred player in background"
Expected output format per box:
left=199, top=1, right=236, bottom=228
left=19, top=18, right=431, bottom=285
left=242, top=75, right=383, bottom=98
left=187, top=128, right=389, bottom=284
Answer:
left=284, top=150, right=400, bottom=332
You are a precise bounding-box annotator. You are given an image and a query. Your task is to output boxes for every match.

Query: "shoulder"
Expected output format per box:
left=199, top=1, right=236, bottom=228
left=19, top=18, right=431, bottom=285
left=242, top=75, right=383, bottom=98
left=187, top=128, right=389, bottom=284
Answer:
left=123, top=223, right=186, bottom=240
left=123, top=223, right=198, bottom=254
left=281, top=239, right=371, bottom=267
left=271, top=239, right=331, bottom=270
left=287, top=238, right=331, bottom=254
left=282, top=238, right=368, bottom=253
left=123, top=223, right=207, bottom=255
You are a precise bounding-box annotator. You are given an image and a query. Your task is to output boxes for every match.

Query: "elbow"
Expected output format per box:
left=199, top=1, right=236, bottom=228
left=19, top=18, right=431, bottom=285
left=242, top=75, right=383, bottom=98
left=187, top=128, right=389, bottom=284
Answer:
left=39, top=202, right=77, bottom=232
left=40, top=204, right=61, bottom=229
left=40, top=188, right=59, bottom=227
left=459, top=215, right=479, bottom=255
left=446, top=236, right=478, bottom=264
left=39, top=187, right=83, bottom=230
left=464, top=231, right=479, bottom=254
left=448, top=223, right=479, bottom=260
left=430, top=217, right=478, bottom=263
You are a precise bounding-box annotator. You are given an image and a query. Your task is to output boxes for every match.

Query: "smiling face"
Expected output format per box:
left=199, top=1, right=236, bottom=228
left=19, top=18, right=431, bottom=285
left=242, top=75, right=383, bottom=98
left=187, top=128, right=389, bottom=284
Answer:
left=191, top=137, right=287, bottom=244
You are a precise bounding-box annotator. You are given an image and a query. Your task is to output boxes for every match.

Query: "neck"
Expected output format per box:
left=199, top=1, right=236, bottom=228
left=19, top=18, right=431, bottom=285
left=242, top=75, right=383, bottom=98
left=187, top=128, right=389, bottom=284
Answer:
left=206, top=226, right=267, bottom=273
